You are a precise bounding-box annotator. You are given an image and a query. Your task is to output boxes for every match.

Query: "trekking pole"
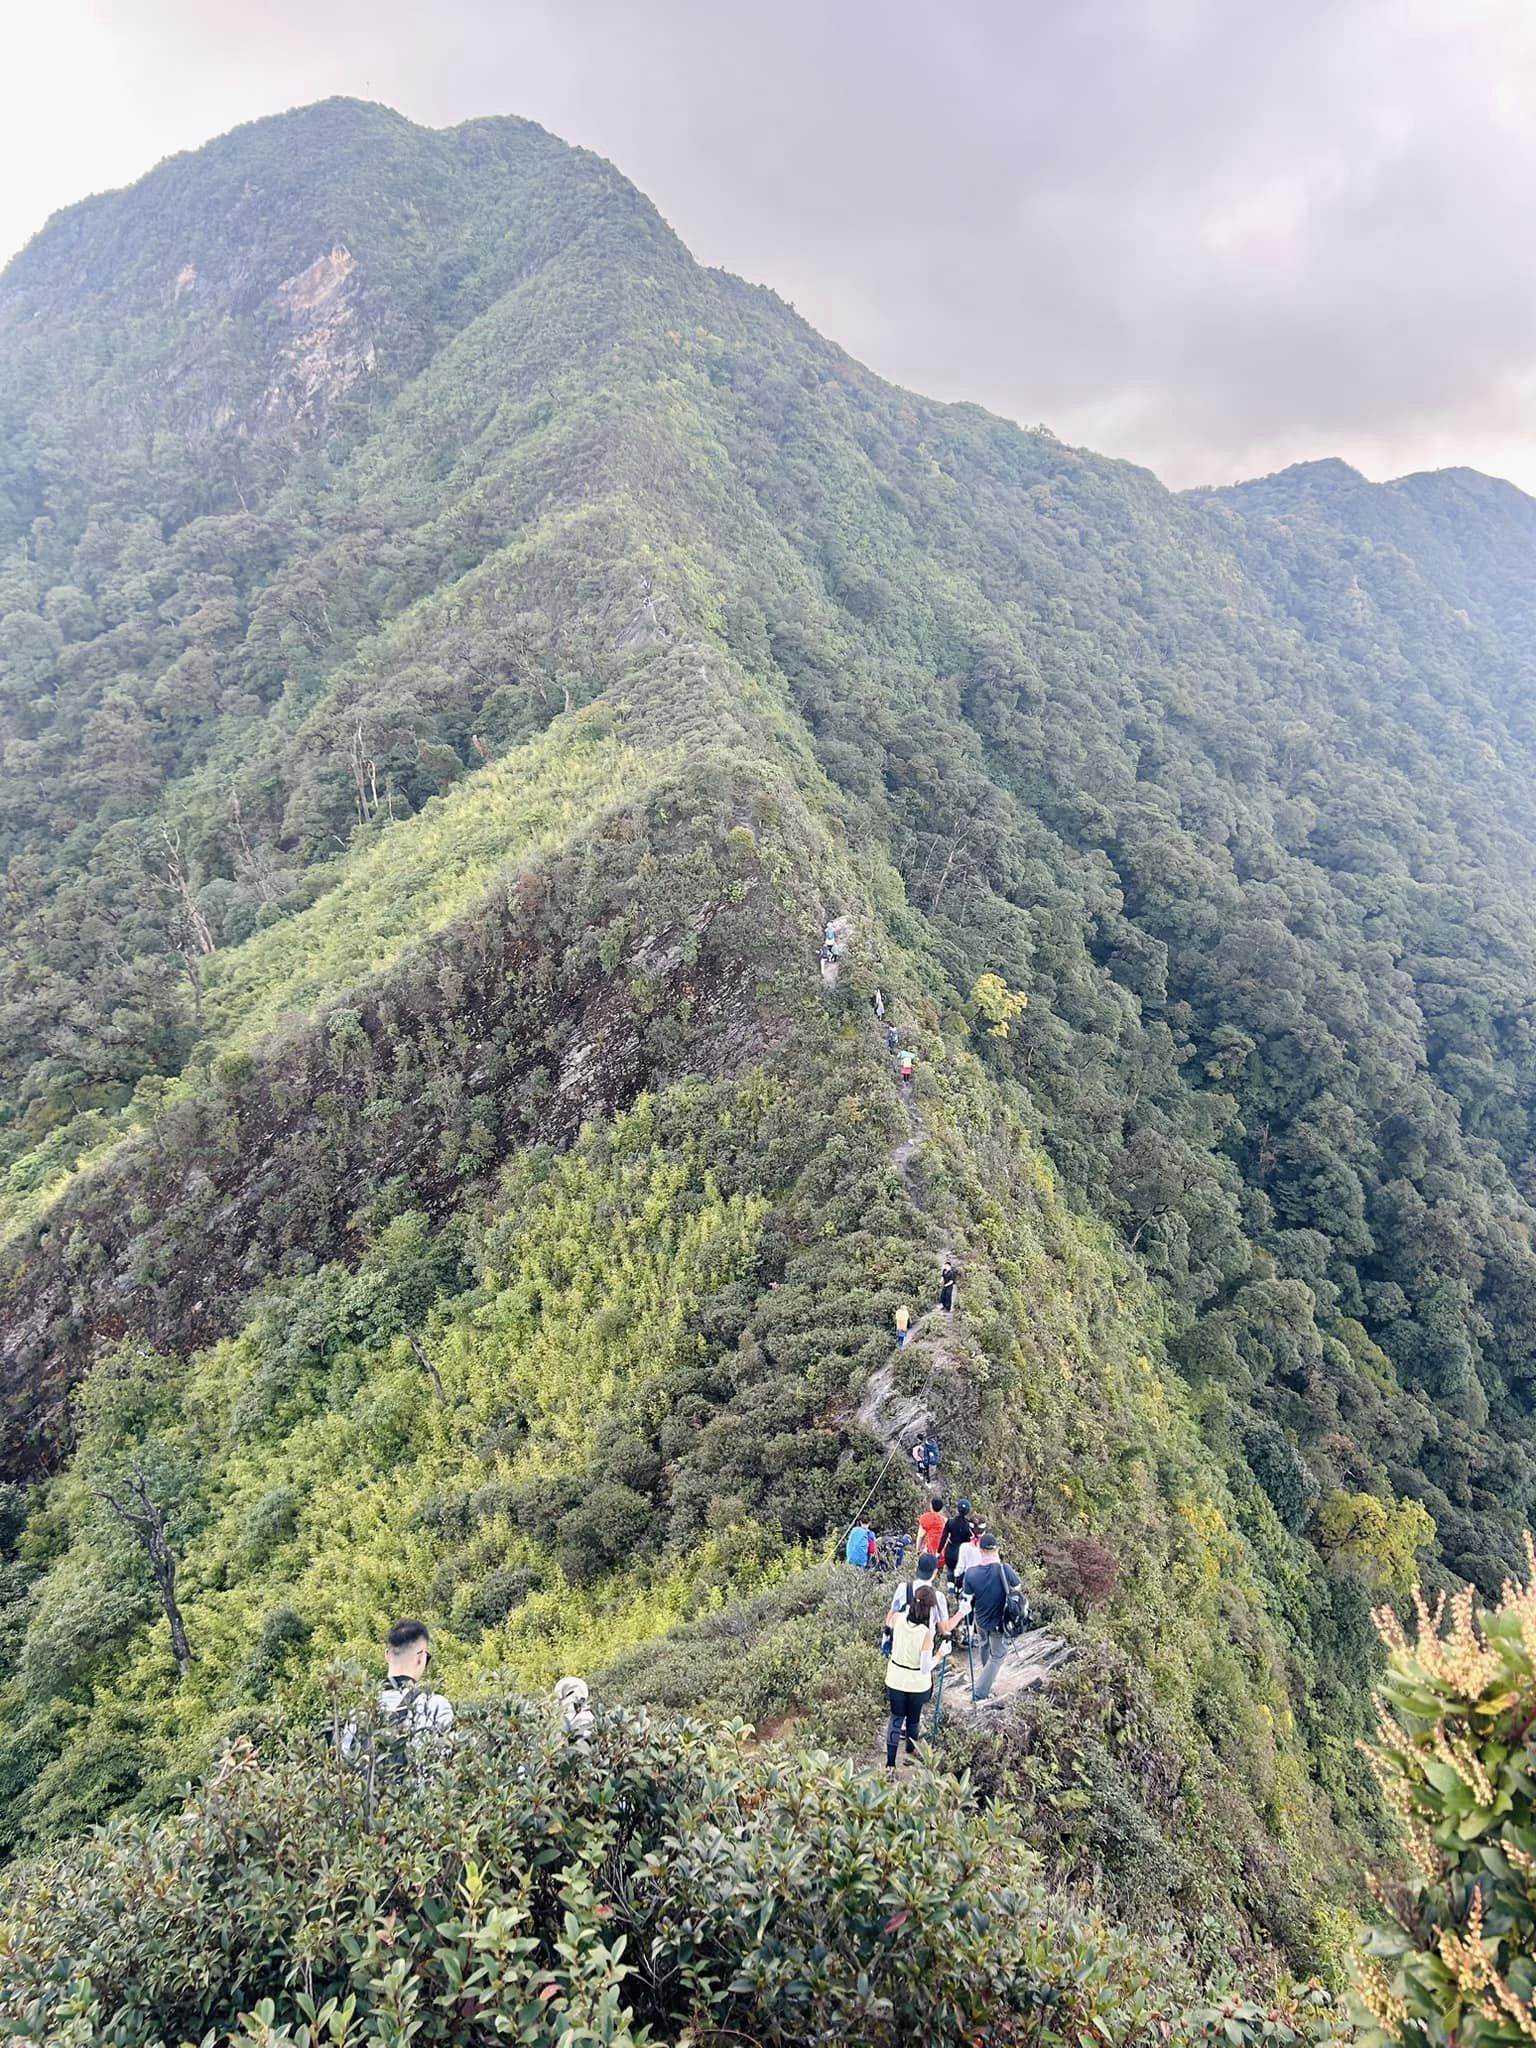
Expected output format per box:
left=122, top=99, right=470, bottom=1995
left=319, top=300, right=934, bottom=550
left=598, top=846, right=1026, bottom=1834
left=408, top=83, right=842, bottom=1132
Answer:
left=932, top=1652, right=948, bottom=1737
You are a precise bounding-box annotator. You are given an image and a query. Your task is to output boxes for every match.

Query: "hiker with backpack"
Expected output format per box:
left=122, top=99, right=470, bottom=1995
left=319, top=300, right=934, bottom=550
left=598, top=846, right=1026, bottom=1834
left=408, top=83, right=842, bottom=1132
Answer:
left=882, top=1581, right=941, bottom=1769
left=960, top=1532, right=1028, bottom=1704
left=845, top=1519, right=879, bottom=1569
left=888, top=1551, right=964, bottom=1641
left=922, top=1433, right=940, bottom=1481
left=909, top=1438, right=927, bottom=1483
left=341, top=1618, right=454, bottom=1773
left=886, top=1023, right=899, bottom=1054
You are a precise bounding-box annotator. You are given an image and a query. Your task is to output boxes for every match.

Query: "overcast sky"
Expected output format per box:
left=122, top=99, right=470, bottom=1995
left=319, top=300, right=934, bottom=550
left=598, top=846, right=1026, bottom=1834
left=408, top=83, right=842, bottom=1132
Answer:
left=6, top=0, right=1535, bottom=491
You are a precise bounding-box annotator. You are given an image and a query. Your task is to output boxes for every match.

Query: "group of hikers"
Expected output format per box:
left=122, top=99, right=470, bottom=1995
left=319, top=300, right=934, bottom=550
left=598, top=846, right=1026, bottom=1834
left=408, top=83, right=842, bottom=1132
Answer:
left=881, top=1498, right=1027, bottom=1766
left=847, top=1486, right=1029, bottom=1765
left=341, top=1619, right=593, bottom=1774
left=351, top=936, right=999, bottom=1785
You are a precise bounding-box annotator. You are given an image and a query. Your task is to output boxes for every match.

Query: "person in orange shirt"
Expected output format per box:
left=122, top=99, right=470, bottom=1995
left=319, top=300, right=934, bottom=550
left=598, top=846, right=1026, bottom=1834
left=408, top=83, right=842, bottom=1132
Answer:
left=917, top=1493, right=946, bottom=1559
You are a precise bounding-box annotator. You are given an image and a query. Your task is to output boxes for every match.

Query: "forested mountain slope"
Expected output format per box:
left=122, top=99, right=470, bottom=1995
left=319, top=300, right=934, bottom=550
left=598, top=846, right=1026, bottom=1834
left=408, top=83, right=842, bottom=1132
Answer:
left=4, top=95, right=1536, bottom=1994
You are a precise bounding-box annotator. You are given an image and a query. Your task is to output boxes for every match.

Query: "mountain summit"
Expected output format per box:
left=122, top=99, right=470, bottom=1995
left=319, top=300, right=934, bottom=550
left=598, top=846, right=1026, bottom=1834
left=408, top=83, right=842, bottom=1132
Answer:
left=5, top=97, right=1536, bottom=2008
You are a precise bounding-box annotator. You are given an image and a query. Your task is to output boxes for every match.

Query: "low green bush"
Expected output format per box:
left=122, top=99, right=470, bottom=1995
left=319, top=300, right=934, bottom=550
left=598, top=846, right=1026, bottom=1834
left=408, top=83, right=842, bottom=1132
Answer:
left=0, top=1695, right=1334, bottom=2048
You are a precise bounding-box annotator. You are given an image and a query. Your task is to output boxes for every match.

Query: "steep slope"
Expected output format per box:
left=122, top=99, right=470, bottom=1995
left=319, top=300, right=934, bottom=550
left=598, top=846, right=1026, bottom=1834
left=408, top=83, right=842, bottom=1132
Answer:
left=6, top=95, right=1536, bottom=1988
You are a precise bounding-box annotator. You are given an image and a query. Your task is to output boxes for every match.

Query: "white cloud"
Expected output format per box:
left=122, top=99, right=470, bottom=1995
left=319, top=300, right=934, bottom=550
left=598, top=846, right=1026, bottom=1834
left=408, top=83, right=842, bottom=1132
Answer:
left=6, top=0, right=1536, bottom=491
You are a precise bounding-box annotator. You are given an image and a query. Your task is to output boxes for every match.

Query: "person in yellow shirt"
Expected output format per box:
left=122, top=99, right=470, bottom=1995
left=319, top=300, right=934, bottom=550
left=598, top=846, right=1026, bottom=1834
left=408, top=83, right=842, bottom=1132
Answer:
left=882, top=1582, right=938, bottom=1768
left=895, top=1304, right=911, bottom=1348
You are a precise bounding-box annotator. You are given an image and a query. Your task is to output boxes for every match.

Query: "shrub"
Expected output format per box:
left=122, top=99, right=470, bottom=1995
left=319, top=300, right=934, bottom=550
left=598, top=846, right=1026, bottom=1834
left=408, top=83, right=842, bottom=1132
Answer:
left=1040, top=1535, right=1121, bottom=1615
left=557, top=1483, right=655, bottom=1585
left=464, top=1565, right=542, bottom=1631
left=239, top=1484, right=301, bottom=1562
left=1356, top=1536, right=1536, bottom=2047
left=0, top=1695, right=1333, bottom=2048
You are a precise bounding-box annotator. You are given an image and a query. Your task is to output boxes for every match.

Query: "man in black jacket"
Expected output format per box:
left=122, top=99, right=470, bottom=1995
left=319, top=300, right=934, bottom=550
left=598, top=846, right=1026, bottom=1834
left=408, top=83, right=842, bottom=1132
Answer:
left=960, top=1532, right=1022, bottom=1704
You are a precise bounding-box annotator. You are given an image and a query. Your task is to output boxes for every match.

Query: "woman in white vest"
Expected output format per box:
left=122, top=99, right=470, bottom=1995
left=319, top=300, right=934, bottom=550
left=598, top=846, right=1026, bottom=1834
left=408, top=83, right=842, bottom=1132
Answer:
left=883, top=1581, right=938, bottom=1769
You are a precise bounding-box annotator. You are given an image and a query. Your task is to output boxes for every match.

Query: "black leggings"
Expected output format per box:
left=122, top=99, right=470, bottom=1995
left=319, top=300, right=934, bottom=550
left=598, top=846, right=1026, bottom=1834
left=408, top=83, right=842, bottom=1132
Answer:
left=885, top=1684, right=932, bottom=1764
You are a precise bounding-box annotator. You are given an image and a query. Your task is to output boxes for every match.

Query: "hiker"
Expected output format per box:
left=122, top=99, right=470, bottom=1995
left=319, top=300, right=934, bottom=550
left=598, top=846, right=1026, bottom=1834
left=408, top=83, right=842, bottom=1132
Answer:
left=872, top=989, right=886, bottom=1020
left=962, top=1532, right=1025, bottom=1704
left=909, top=1438, right=927, bottom=1483
left=939, top=1261, right=957, bottom=1314
left=900, top=1049, right=914, bottom=1083
left=883, top=1581, right=940, bottom=1769
left=886, top=1022, right=899, bottom=1054
left=895, top=1304, right=911, bottom=1348
left=939, top=1498, right=975, bottom=1582
left=845, top=1519, right=878, bottom=1570
left=555, top=1674, right=594, bottom=1750
left=923, top=1433, right=941, bottom=1480
left=341, top=1618, right=454, bottom=1767
left=954, top=1519, right=988, bottom=1582
left=891, top=1550, right=963, bottom=1639
left=917, top=1492, right=947, bottom=1559
left=824, top=920, right=838, bottom=950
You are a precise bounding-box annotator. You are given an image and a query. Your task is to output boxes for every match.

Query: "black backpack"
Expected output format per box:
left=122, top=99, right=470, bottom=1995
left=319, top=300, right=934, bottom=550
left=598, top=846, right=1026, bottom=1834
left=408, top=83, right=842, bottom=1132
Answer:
left=999, top=1578, right=1031, bottom=1640
left=344, top=1679, right=424, bottom=1785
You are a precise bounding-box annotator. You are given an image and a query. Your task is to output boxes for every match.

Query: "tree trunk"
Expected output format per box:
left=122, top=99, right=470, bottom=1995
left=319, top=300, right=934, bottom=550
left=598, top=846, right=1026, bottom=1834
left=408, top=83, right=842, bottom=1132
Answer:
left=97, top=1474, right=193, bottom=1678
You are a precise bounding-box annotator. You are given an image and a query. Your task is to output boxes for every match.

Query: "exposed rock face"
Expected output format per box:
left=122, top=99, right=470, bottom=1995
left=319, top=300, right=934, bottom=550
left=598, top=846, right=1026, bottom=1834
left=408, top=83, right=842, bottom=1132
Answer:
left=269, top=245, right=377, bottom=416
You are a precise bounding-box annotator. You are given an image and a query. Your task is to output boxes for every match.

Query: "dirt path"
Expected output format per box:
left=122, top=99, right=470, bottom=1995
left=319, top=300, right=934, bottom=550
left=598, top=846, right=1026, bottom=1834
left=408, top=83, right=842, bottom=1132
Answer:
left=937, top=1629, right=1074, bottom=1715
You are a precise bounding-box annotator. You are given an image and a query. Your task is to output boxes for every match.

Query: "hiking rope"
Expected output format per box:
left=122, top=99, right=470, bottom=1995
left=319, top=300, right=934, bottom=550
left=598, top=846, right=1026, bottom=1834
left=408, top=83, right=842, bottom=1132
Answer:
left=835, top=1441, right=903, bottom=1559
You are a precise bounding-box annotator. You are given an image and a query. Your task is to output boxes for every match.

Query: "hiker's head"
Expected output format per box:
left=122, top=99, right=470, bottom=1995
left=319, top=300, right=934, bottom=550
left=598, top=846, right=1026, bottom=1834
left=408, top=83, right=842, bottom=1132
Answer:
left=909, top=1585, right=937, bottom=1625
left=979, top=1532, right=1000, bottom=1555
left=386, top=1618, right=432, bottom=1679
left=555, top=1676, right=590, bottom=1713
left=930, top=1494, right=944, bottom=1511
left=915, top=1553, right=941, bottom=1582
left=958, top=1499, right=972, bottom=1516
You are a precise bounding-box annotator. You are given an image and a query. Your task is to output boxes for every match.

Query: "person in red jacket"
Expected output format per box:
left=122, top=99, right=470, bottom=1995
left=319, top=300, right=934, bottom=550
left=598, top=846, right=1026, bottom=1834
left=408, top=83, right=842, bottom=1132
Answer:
left=917, top=1494, right=946, bottom=1559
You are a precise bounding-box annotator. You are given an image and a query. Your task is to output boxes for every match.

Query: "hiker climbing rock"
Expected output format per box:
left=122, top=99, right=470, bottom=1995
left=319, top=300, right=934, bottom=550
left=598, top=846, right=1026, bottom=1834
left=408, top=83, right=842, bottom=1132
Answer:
left=918, top=1493, right=946, bottom=1559
left=340, top=1618, right=454, bottom=1772
left=882, top=1582, right=940, bottom=1769
left=894, top=1304, right=911, bottom=1349
left=962, top=1532, right=1027, bottom=1704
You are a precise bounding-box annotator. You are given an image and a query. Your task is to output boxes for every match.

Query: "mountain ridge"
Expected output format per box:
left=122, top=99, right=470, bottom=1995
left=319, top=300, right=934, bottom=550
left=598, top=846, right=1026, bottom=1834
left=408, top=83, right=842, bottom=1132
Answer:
left=6, top=96, right=1536, bottom=2011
